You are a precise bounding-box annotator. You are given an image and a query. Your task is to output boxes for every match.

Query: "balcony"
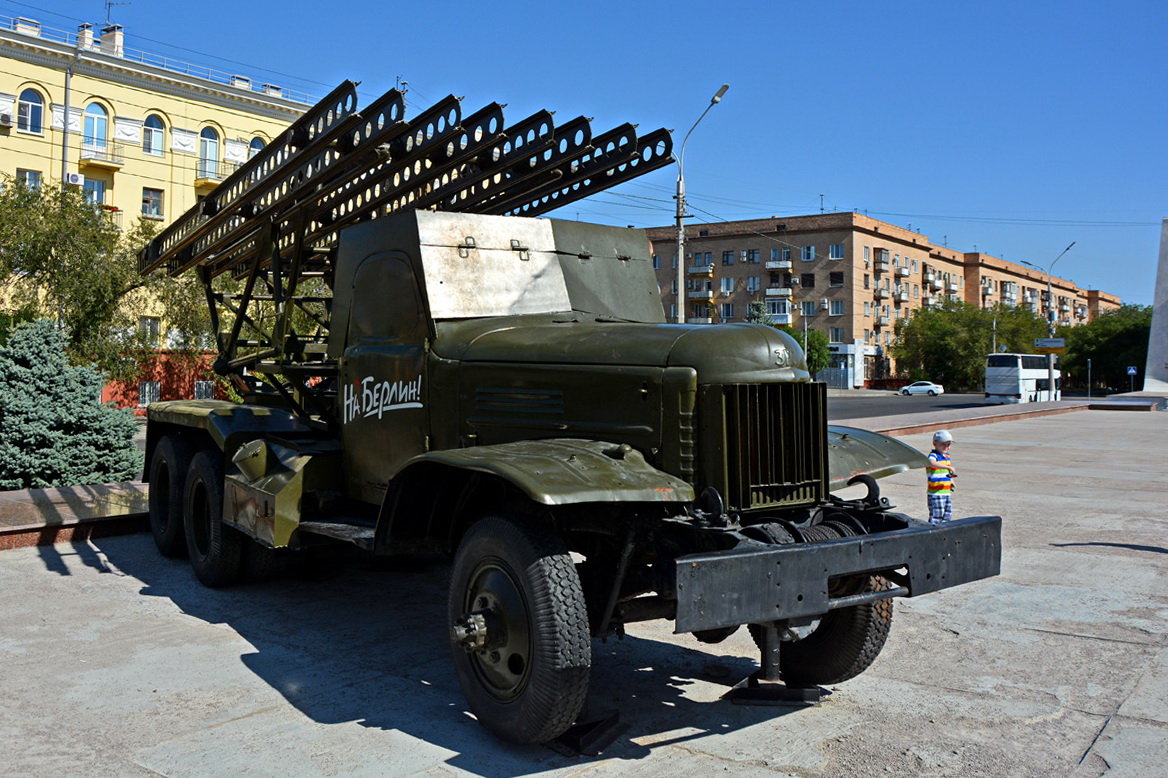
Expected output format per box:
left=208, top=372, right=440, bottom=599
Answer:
left=893, top=291, right=909, bottom=303
left=1060, top=302, right=1071, bottom=312
left=688, top=317, right=713, bottom=325
left=766, top=287, right=793, bottom=297
left=944, top=281, right=959, bottom=292
left=921, top=297, right=936, bottom=308
left=873, top=259, right=891, bottom=273
left=687, top=289, right=715, bottom=300
left=895, top=266, right=910, bottom=277
left=79, top=140, right=124, bottom=170
left=928, top=278, right=942, bottom=291
left=875, top=316, right=891, bottom=327
left=688, top=264, right=714, bottom=276
left=765, top=259, right=792, bottom=271
left=771, top=313, right=793, bottom=326
left=99, top=206, right=123, bottom=231
left=194, top=159, right=240, bottom=188
left=873, top=288, right=889, bottom=299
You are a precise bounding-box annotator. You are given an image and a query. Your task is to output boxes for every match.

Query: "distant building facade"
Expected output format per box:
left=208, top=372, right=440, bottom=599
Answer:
left=647, top=212, right=1121, bottom=387
left=0, top=15, right=309, bottom=409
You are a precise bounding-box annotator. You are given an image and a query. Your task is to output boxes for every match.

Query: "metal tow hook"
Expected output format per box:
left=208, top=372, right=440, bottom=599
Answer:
left=451, top=611, right=490, bottom=652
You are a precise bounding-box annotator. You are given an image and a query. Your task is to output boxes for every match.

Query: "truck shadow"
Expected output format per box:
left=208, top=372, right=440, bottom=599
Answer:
left=97, top=534, right=805, bottom=774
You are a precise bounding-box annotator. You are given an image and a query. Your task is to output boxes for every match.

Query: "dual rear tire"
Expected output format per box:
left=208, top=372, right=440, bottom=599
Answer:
left=149, top=435, right=243, bottom=588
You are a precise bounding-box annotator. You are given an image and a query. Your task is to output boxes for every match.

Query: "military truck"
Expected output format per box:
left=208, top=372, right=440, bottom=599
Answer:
left=140, top=81, right=1001, bottom=745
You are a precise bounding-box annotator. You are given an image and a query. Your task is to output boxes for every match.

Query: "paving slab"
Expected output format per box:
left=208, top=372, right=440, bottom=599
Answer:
left=0, top=410, right=1165, bottom=776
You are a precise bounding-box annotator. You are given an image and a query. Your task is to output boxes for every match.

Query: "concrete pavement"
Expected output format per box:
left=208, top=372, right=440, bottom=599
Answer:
left=0, top=409, right=1165, bottom=776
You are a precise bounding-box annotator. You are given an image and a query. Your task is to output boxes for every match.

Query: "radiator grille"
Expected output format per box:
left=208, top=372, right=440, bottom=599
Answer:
left=720, top=382, right=827, bottom=510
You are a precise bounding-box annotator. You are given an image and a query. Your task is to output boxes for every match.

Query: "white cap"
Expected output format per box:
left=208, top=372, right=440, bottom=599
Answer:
left=933, top=429, right=953, bottom=443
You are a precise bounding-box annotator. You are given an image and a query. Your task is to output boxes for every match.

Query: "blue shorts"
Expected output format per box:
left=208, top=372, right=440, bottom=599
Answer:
left=928, top=493, right=953, bottom=524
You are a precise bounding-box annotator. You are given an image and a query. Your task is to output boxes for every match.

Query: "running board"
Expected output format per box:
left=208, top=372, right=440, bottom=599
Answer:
left=298, top=520, right=376, bottom=550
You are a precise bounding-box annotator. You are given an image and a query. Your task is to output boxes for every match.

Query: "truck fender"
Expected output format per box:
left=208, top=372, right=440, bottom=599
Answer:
left=827, top=425, right=929, bottom=491
left=376, top=438, right=695, bottom=553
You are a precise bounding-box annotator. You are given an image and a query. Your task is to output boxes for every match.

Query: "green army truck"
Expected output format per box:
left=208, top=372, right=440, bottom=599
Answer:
left=140, top=82, right=1001, bottom=745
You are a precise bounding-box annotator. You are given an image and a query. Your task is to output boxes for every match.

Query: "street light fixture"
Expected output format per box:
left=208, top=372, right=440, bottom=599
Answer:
left=675, top=83, right=729, bottom=324
left=1022, top=241, right=1075, bottom=401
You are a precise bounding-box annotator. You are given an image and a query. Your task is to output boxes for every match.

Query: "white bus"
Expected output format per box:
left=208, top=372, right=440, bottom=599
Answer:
left=985, top=353, right=1061, bottom=404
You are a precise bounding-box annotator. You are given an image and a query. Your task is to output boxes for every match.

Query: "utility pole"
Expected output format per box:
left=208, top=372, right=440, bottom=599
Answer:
left=1025, top=242, right=1075, bottom=401
left=674, top=83, right=729, bottom=324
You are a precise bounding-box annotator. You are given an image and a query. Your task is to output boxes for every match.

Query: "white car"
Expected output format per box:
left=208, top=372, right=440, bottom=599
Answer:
left=899, top=381, right=944, bottom=396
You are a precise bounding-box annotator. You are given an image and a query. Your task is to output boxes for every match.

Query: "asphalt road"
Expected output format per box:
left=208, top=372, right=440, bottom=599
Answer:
left=1, top=410, right=1165, bottom=777
left=828, top=392, right=988, bottom=422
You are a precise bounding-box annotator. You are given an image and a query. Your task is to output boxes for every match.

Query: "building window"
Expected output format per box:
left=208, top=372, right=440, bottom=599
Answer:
left=830, top=327, right=845, bottom=342
left=864, top=246, right=870, bottom=262
left=721, top=277, right=734, bottom=294
left=801, top=273, right=815, bottom=288
left=17, top=89, right=43, bottom=134
left=143, top=114, right=165, bottom=156
left=746, top=249, right=760, bottom=264
left=138, top=381, right=161, bottom=408
left=914, top=284, right=919, bottom=298
left=829, top=243, right=845, bottom=260
left=801, top=245, right=815, bottom=262
left=198, top=127, right=220, bottom=179
left=671, top=279, right=677, bottom=294
left=829, top=271, right=844, bottom=287
left=864, top=301, right=871, bottom=316
left=138, top=316, right=161, bottom=346
left=82, top=178, right=105, bottom=205
left=721, top=303, right=734, bottom=319
left=83, top=103, right=108, bottom=151
left=830, top=300, right=845, bottom=316
left=142, top=188, right=164, bottom=219
left=864, top=274, right=870, bottom=289
left=16, top=169, right=41, bottom=190
left=248, top=137, right=265, bottom=159
left=698, top=229, right=708, bottom=237
left=864, top=329, right=870, bottom=343
left=722, top=250, right=734, bottom=266
left=652, top=254, right=660, bottom=269
left=692, top=304, right=708, bottom=319
left=802, top=301, right=816, bottom=317
left=771, top=248, right=780, bottom=261
left=767, top=300, right=789, bottom=315
left=746, top=276, right=760, bottom=293
left=669, top=304, right=676, bottom=320
left=911, top=259, right=918, bottom=272
left=194, top=380, right=215, bottom=400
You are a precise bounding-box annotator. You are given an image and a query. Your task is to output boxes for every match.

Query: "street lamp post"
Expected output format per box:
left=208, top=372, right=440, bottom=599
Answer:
left=675, top=83, right=729, bottom=324
left=1024, top=241, right=1074, bottom=401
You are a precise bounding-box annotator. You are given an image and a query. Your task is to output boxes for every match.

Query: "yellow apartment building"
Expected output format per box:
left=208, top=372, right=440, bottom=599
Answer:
left=647, top=212, right=1121, bottom=387
left=1, top=14, right=310, bottom=406
left=1, top=15, right=307, bottom=224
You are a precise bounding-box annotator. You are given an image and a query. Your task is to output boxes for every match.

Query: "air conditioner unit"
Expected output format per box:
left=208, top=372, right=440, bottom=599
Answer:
left=65, top=172, right=85, bottom=186
left=0, top=113, right=13, bottom=128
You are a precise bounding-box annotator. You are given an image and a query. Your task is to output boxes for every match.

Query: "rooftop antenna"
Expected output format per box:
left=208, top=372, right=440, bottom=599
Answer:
left=104, top=0, right=130, bottom=26
left=819, top=194, right=824, bottom=213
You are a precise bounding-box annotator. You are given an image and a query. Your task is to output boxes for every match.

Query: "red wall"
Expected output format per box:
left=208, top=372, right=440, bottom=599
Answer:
left=102, top=352, right=223, bottom=414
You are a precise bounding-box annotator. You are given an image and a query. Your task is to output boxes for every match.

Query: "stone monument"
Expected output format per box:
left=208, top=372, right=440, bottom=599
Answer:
left=1143, top=218, right=1168, bottom=391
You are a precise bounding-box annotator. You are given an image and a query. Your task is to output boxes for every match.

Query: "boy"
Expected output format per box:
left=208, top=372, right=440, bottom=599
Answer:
left=926, top=429, right=957, bottom=524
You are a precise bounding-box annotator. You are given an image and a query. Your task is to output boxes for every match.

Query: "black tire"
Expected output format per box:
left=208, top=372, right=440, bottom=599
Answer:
left=148, top=435, right=193, bottom=558
left=900, top=389, right=910, bottom=396
left=750, top=575, right=894, bottom=686
left=928, top=390, right=937, bottom=396
left=183, top=449, right=243, bottom=588
left=448, top=515, right=591, bottom=744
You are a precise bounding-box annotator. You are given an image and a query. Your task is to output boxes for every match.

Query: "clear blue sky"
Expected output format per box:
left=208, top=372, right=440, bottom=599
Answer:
left=14, top=0, right=1166, bottom=304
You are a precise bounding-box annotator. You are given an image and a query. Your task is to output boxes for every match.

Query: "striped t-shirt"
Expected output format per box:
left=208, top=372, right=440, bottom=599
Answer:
left=926, top=449, right=953, bottom=493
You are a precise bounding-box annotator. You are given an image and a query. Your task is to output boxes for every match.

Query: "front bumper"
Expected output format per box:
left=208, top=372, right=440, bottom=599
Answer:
left=674, top=515, right=1001, bottom=632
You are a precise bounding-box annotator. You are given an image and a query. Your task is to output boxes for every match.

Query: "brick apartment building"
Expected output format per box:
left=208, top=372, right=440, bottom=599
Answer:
left=647, top=212, right=1121, bottom=387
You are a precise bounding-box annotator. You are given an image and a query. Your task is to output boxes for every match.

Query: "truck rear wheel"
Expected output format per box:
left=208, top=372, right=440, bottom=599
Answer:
left=751, top=575, right=894, bottom=686
left=448, top=515, right=591, bottom=744
left=183, top=450, right=242, bottom=588
left=148, top=435, right=192, bottom=558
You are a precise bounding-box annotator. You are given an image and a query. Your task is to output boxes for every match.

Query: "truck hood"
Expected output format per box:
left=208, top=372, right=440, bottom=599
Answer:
left=433, top=315, right=809, bottom=384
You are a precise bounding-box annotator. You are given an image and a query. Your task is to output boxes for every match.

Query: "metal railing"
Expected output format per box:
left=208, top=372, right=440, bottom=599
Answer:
left=80, top=140, right=124, bottom=165
left=1, top=14, right=315, bottom=105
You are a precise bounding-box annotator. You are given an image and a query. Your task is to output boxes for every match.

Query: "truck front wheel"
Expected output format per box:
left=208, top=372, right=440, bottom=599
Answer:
left=751, top=575, right=894, bottom=686
left=183, top=450, right=242, bottom=588
left=448, top=515, right=591, bottom=744
left=148, top=434, right=193, bottom=558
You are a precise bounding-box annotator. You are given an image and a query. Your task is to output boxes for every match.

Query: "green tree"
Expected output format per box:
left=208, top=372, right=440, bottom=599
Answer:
left=0, top=319, right=141, bottom=489
left=0, top=177, right=212, bottom=381
left=892, top=300, right=1048, bottom=391
left=745, top=300, right=772, bottom=325
left=1060, top=304, right=1152, bottom=392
